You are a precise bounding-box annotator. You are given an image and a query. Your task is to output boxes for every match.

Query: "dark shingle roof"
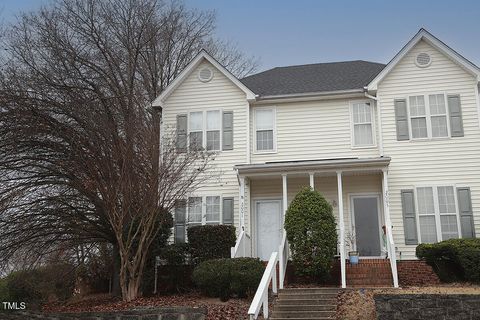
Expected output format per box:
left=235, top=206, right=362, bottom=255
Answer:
left=240, top=60, right=385, bottom=97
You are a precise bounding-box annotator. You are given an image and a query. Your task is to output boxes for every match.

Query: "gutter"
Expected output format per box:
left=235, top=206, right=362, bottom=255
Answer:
left=253, top=89, right=365, bottom=104
left=364, top=88, right=384, bottom=157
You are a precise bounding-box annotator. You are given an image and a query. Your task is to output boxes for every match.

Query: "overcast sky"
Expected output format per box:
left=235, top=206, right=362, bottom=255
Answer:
left=2, top=0, right=480, bottom=72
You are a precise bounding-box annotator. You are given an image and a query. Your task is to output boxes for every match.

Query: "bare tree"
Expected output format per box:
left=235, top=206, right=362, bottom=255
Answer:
left=0, top=0, right=255, bottom=301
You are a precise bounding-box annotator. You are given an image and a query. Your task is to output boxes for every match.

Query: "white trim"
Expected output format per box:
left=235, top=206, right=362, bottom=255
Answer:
left=475, top=84, right=480, bottom=128
left=246, top=103, right=251, bottom=164
left=367, top=29, right=480, bottom=91
left=349, top=99, right=377, bottom=148
left=152, top=50, right=256, bottom=108
left=253, top=106, right=277, bottom=154
left=349, top=193, right=384, bottom=258
left=336, top=171, right=346, bottom=289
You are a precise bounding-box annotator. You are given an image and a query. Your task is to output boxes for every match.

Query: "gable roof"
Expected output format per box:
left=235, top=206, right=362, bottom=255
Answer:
left=151, top=50, right=256, bottom=108
left=367, top=28, right=480, bottom=91
left=240, top=60, right=385, bottom=98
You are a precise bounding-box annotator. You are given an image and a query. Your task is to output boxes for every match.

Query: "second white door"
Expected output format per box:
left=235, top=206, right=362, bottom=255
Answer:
left=256, top=200, right=282, bottom=261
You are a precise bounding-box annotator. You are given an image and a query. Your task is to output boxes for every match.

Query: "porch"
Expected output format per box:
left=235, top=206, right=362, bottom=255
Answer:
left=231, top=157, right=399, bottom=289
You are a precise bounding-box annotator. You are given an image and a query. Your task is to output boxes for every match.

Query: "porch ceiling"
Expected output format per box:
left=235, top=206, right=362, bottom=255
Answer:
left=235, top=157, right=390, bottom=177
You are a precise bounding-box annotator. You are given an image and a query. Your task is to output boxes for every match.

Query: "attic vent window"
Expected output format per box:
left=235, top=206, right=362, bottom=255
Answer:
left=415, top=52, right=431, bottom=68
left=198, top=67, right=213, bottom=82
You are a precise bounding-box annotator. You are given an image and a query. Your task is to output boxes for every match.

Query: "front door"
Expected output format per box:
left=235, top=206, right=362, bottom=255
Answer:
left=352, top=195, right=382, bottom=257
left=255, top=200, right=282, bottom=261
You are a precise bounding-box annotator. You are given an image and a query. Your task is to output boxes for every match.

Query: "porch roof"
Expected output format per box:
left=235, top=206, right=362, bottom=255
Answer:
left=235, top=157, right=391, bottom=176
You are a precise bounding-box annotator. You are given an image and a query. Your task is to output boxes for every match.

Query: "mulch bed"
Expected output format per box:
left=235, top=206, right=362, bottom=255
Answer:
left=42, top=292, right=251, bottom=320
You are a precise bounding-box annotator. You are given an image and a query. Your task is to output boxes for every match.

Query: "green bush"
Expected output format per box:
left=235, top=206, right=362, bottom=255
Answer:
left=187, top=225, right=236, bottom=264
left=6, top=263, right=75, bottom=303
left=156, top=243, right=193, bottom=293
left=0, top=277, right=9, bottom=303
left=416, top=238, right=480, bottom=283
left=192, top=258, right=264, bottom=301
left=284, top=187, right=337, bottom=281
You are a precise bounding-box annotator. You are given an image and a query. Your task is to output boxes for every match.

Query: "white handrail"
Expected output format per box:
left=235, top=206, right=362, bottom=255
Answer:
left=248, top=252, right=278, bottom=320
left=386, top=223, right=399, bottom=287
left=231, top=230, right=251, bottom=258
left=278, top=230, right=288, bottom=289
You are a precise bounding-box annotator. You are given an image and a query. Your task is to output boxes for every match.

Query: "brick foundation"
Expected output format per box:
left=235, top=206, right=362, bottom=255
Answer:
left=397, top=260, right=440, bottom=286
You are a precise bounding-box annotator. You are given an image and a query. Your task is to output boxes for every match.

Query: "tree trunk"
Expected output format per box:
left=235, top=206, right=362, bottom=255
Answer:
left=111, top=244, right=121, bottom=297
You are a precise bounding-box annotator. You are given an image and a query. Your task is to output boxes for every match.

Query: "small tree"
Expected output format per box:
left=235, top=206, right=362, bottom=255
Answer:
left=284, top=187, right=337, bottom=281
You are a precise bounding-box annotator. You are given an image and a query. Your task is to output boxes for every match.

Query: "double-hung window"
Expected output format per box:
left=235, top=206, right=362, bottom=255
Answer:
left=255, top=108, right=275, bottom=152
left=206, top=111, right=221, bottom=151
left=205, top=196, right=220, bottom=223
left=189, top=111, right=203, bottom=150
left=409, top=96, right=428, bottom=139
left=351, top=102, right=374, bottom=146
left=416, top=186, right=460, bottom=243
left=188, top=197, right=202, bottom=225
left=429, top=94, right=448, bottom=138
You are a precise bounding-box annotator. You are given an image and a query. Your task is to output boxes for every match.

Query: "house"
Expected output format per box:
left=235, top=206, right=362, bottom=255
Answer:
left=152, top=29, right=479, bottom=289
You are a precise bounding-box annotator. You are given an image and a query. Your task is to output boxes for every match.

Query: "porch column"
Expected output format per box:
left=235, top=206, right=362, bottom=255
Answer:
left=240, top=176, right=246, bottom=231
left=382, top=168, right=399, bottom=288
left=309, top=172, right=315, bottom=190
left=282, top=174, right=288, bottom=218
left=336, top=171, right=346, bottom=289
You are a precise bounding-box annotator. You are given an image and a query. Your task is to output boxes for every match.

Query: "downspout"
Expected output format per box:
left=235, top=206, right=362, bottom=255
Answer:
left=364, top=89, right=384, bottom=157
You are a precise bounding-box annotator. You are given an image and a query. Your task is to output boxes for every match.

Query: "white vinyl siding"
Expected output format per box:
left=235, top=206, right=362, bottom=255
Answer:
left=254, top=108, right=275, bottom=152
left=351, top=102, right=374, bottom=146
left=378, top=39, right=480, bottom=258
left=416, top=185, right=460, bottom=243
left=163, top=60, right=247, bottom=240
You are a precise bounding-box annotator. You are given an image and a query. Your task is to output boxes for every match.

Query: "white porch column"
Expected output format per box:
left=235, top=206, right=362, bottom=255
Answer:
left=382, top=168, right=399, bottom=288
left=336, top=171, right=346, bottom=289
left=282, top=174, right=288, bottom=218
left=240, top=176, right=246, bottom=231
left=309, top=172, right=315, bottom=190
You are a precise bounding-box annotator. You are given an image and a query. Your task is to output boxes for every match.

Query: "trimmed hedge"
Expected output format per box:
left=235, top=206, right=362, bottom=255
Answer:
left=192, top=258, right=264, bottom=301
left=156, top=243, right=193, bottom=293
left=416, top=238, right=480, bottom=283
left=187, top=225, right=236, bottom=264
left=284, top=187, right=337, bottom=281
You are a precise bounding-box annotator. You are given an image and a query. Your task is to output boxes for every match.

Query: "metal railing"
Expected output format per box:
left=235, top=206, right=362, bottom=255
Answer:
left=247, top=251, right=278, bottom=319
left=231, top=230, right=251, bottom=258
left=278, top=230, right=288, bottom=289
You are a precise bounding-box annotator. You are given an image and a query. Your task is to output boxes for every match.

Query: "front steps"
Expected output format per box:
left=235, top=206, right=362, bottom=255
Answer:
left=346, top=258, right=393, bottom=287
left=271, top=288, right=338, bottom=319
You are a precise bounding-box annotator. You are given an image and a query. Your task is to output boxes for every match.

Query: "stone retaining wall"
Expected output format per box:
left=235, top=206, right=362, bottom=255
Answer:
left=374, top=294, right=480, bottom=320
left=0, top=307, right=207, bottom=320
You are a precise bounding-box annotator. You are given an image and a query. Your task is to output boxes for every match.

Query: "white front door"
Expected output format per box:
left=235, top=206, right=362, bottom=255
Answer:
left=256, top=200, right=282, bottom=261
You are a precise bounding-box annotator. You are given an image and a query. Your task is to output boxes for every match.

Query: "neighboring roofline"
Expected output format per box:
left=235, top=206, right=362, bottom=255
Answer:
left=367, top=28, right=480, bottom=91
left=151, top=50, right=257, bottom=108
left=252, top=89, right=365, bottom=105
left=235, top=157, right=391, bottom=176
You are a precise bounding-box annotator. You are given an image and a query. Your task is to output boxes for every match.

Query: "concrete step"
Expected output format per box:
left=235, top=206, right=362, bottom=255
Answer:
left=280, top=288, right=340, bottom=294
left=271, top=310, right=336, bottom=318
left=276, top=298, right=336, bottom=305
left=271, top=317, right=335, bottom=320
left=278, top=293, right=337, bottom=300
left=274, top=304, right=336, bottom=312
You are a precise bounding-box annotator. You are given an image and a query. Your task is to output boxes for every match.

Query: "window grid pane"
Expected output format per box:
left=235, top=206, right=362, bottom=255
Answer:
left=353, top=103, right=371, bottom=124
left=189, top=132, right=203, bottom=150
left=431, top=116, right=448, bottom=138
left=429, top=94, right=446, bottom=115
left=354, top=123, right=373, bottom=145
left=206, top=111, right=220, bottom=130
left=256, top=130, right=274, bottom=150
left=437, top=186, right=456, bottom=214
left=409, top=96, right=426, bottom=117
left=417, top=187, right=435, bottom=215
left=419, top=215, right=437, bottom=243
left=206, top=131, right=220, bottom=151
left=255, top=109, right=274, bottom=130
left=440, top=215, right=459, bottom=240
left=206, top=196, right=220, bottom=222
left=411, top=117, right=428, bottom=138
left=188, top=197, right=202, bottom=224
left=189, top=112, right=203, bottom=131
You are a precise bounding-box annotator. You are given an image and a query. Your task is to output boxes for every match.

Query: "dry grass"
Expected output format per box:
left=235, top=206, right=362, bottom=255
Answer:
left=336, top=284, right=480, bottom=320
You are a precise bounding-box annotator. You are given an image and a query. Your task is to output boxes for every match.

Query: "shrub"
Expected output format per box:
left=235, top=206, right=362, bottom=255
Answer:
left=416, top=238, right=480, bottom=283
left=0, top=277, right=9, bottom=303
left=156, top=243, right=193, bottom=294
left=187, top=225, right=236, bottom=264
left=6, top=263, right=75, bottom=303
left=192, top=258, right=264, bottom=301
left=284, top=187, right=337, bottom=281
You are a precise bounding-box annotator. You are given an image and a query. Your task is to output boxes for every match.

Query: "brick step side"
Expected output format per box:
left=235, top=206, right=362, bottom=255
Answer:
left=345, top=259, right=393, bottom=287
